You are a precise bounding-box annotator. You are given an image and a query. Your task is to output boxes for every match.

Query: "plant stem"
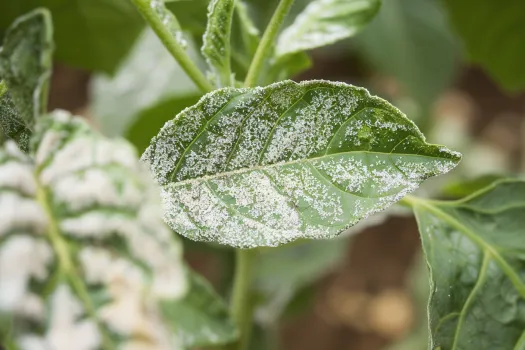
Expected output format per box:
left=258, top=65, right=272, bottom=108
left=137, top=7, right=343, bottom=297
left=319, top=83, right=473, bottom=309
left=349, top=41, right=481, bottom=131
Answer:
left=130, top=0, right=214, bottom=93
left=244, top=0, right=295, bottom=87
left=229, top=248, right=257, bottom=350
left=0, top=80, right=7, bottom=99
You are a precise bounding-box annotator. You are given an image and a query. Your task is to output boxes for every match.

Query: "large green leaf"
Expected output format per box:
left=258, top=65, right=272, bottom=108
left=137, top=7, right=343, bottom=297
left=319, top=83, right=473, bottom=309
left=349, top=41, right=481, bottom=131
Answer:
left=275, top=0, right=381, bottom=58
left=0, top=9, right=52, bottom=151
left=443, top=0, right=525, bottom=92
left=0, top=110, right=190, bottom=348
left=142, top=80, right=461, bottom=248
left=409, top=179, right=525, bottom=349
left=202, top=0, right=235, bottom=87
left=161, top=268, right=238, bottom=347
left=0, top=0, right=143, bottom=74
left=354, top=0, right=458, bottom=109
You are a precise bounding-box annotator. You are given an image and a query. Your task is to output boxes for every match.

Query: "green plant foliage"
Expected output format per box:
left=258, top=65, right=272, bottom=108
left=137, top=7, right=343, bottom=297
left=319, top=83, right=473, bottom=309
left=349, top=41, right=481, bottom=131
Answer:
left=0, top=111, right=188, bottom=349
left=0, top=8, right=52, bottom=152
left=161, top=269, right=239, bottom=347
left=202, top=0, right=235, bottom=87
left=275, top=0, right=381, bottom=58
left=0, top=0, right=143, bottom=74
left=410, top=180, right=525, bottom=349
left=442, top=174, right=508, bottom=198
left=91, top=29, right=200, bottom=138
left=143, top=80, right=460, bottom=248
left=443, top=0, right=525, bottom=92
left=354, top=0, right=458, bottom=109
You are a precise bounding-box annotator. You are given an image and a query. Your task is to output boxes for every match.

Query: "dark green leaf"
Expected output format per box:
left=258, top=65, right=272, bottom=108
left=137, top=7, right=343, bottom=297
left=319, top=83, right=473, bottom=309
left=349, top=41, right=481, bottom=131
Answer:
left=410, top=179, right=525, bottom=349
left=354, top=0, right=458, bottom=108
left=442, top=174, right=508, bottom=198
left=143, top=80, right=461, bottom=248
left=0, top=8, right=52, bottom=151
left=202, top=0, right=235, bottom=87
left=276, top=0, right=381, bottom=58
left=443, top=0, right=525, bottom=92
left=161, top=268, right=238, bottom=347
left=0, top=0, right=143, bottom=74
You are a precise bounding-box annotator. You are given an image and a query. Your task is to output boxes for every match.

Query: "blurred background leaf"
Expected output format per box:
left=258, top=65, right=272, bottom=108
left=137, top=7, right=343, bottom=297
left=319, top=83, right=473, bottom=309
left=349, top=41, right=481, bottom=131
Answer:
left=0, top=0, right=144, bottom=74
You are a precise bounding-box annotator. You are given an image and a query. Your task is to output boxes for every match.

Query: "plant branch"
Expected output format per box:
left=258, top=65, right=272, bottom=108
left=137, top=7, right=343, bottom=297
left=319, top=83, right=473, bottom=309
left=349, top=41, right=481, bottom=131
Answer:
left=228, top=248, right=257, bottom=350
left=130, top=0, right=214, bottom=93
left=244, top=0, right=295, bottom=87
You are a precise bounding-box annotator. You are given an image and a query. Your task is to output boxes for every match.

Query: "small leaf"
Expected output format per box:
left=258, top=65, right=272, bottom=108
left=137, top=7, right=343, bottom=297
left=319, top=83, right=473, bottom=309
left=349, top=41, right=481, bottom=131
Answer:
left=230, top=1, right=261, bottom=78
left=0, top=111, right=188, bottom=349
left=202, top=0, right=235, bottom=87
left=0, top=8, right=53, bottom=150
left=142, top=80, right=461, bottom=248
left=276, top=0, right=381, bottom=58
left=443, top=0, right=525, bottom=91
left=410, top=179, right=525, bottom=349
left=161, top=268, right=238, bottom=347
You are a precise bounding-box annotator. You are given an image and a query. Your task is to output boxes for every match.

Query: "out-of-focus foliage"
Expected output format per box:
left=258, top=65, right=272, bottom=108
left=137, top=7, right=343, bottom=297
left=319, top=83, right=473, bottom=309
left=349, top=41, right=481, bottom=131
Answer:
left=0, top=0, right=143, bottom=74
left=443, top=0, right=525, bottom=92
left=354, top=0, right=458, bottom=110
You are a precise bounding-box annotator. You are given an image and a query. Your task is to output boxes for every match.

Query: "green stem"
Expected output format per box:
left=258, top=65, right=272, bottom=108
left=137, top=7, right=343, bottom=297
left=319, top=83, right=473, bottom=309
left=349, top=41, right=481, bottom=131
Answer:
left=244, top=0, right=295, bottom=87
left=228, top=249, right=257, bottom=350
left=0, top=80, right=7, bottom=99
left=130, top=0, right=214, bottom=93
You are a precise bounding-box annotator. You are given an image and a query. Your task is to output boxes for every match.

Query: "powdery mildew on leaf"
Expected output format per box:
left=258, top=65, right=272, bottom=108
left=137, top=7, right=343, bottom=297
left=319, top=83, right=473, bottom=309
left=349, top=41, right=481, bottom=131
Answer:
left=0, top=111, right=187, bottom=350
left=202, top=0, right=235, bottom=87
left=142, top=80, right=461, bottom=248
left=276, top=0, right=381, bottom=58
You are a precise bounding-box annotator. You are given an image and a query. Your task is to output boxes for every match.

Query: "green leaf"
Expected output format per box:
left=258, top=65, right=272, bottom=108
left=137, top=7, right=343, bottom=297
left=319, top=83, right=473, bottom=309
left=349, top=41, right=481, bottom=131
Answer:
left=0, top=0, right=143, bottom=74
left=202, top=0, right=235, bottom=87
left=442, top=174, right=508, bottom=198
left=91, top=29, right=199, bottom=137
left=443, top=0, right=525, bottom=92
left=0, top=111, right=188, bottom=349
left=142, top=80, right=461, bottom=248
left=409, top=179, right=525, bottom=349
left=354, top=0, right=458, bottom=108
left=230, top=1, right=261, bottom=79
left=161, top=268, right=238, bottom=347
left=275, top=0, right=381, bottom=58
left=0, top=8, right=52, bottom=151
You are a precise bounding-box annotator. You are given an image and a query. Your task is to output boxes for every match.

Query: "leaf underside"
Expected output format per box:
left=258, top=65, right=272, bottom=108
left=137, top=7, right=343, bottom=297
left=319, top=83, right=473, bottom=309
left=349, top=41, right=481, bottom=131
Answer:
left=143, top=80, right=461, bottom=248
left=276, top=0, right=381, bottom=58
left=412, top=180, right=525, bottom=349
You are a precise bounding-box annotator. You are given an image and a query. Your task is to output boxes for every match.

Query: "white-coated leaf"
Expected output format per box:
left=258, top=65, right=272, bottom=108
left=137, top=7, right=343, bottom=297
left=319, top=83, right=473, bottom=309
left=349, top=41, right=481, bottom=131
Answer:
left=202, top=0, right=235, bottom=87
left=0, top=111, right=187, bottom=349
left=142, top=80, right=461, bottom=248
left=276, top=0, right=381, bottom=58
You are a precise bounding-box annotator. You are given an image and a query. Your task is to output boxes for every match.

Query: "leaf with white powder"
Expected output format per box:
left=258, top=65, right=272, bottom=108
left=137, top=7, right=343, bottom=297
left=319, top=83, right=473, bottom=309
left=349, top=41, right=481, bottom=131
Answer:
left=142, top=80, right=461, bottom=248
left=0, top=111, right=189, bottom=349
left=275, top=0, right=381, bottom=58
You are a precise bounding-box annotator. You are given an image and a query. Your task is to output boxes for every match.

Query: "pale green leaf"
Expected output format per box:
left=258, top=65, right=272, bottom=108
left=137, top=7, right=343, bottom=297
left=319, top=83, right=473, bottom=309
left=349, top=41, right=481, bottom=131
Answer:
left=161, top=268, right=238, bottom=347
left=202, top=0, right=235, bottom=87
left=410, top=179, right=525, bottom=349
left=443, top=0, right=525, bottom=92
left=142, top=80, right=461, bottom=248
left=0, top=111, right=188, bottom=349
left=0, top=8, right=52, bottom=151
left=91, top=29, right=199, bottom=137
left=276, top=0, right=381, bottom=58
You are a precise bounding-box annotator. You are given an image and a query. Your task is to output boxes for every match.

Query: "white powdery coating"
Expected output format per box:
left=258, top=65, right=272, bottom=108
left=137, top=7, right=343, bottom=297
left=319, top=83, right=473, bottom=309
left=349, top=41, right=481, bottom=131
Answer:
left=0, top=193, right=47, bottom=236
left=79, top=247, right=177, bottom=349
left=18, top=284, right=101, bottom=350
left=0, top=161, right=36, bottom=195
left=276, top=0, right=376, bottom=57
left=38, top=135, right=138, bottom=185
left=0, top=236, right=52, bottom=317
